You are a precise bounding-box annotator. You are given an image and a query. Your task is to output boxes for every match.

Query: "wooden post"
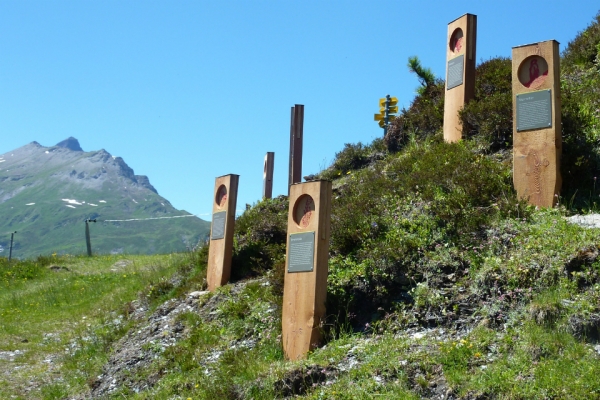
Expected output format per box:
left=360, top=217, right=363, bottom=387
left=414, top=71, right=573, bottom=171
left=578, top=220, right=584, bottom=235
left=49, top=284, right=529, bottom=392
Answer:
left=443, top=13, right=477, bottom=143
left=263, top=152, right=275, bottom=199
left=85, top=221, right=92, bottom=256
left=288, top=105, right=304, bottom=190
left=207, top=174, right=239, bottom=291
left=512, top=40, right=561, bottom=207
left=282, top=180, right=332, bottom=360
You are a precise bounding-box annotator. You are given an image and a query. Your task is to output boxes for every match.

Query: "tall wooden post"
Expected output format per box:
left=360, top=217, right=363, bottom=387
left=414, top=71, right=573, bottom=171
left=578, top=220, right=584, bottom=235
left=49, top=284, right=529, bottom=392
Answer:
left=288, top=105, right=304, bottom=190
left=263, top=152, right=275, bottom=199
left=443, top=13, right=477, bottom=143
left=512, top=40, right=561, bottom=207
left=207, top=174, right=239, bottom=291
left=282, top=180, right=332, bottom=360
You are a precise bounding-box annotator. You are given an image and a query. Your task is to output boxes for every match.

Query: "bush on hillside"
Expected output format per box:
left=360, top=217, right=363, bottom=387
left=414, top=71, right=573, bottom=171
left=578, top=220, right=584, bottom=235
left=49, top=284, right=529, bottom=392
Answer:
left=231, top=196, right=288, bottom=281
left=319, top=139, right=387, bottom=180
left=562, top=11, right=600, bottom=70
left=459, top=57, right=513, bottom=152
left=560, top=12, right=600, bottom=209
left=384, top=79, right=445, bottom=152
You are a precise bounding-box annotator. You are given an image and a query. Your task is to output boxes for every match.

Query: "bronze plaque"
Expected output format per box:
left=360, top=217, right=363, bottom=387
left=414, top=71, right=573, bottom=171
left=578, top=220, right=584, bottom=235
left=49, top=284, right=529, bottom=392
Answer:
left=211, top=211, right=227, bottom=240
left=516, top=90, right=552, bottom=132
left=288, top=231, right=315, bottom=273
left=446, top=55, right=464, bottom=90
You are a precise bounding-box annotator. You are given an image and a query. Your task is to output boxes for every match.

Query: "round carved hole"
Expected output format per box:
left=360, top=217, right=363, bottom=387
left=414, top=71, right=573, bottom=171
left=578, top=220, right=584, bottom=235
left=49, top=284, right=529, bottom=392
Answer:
left=293, top=194, right=315, bottom=228
left=215, top=185, right=228, bottom=208
left=518, top=55, right=549, bottom=89
left=449, top=28, right=464, bottom=53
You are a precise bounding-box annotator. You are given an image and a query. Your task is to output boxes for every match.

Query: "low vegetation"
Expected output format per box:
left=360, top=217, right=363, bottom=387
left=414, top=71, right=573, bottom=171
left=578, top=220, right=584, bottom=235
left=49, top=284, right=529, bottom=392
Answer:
left=2, top=10, right=600, bottom=400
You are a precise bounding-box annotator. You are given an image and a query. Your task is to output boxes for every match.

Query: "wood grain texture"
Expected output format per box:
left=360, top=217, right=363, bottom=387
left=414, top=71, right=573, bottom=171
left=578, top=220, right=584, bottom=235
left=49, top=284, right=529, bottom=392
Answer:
left=512, top=40, right=562, bottom=207
left=207, top=174, right=239, bottom=291
left=282, top=180, right=332, bottom=360
left=443, top=14, right=477, bottom=143
left=263, top=152, right=274, bottom=199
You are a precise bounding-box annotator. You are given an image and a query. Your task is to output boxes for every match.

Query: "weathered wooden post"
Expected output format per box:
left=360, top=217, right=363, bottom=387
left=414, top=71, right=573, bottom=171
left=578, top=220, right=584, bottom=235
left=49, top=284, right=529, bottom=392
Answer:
left=512, top=40, right=561, bottom=207
left=288, top=105, right=304, bottom=190
left=282, top=180, right=332, bottom=360
left=443, top=13, right=477, bottom=143
left=8, top=231, right=16, bottom=262
left=85, top=219, right=96, bottom=256
left=263, top=152, right=275, bottom=199
left=207, top=174, right=239, bottom=291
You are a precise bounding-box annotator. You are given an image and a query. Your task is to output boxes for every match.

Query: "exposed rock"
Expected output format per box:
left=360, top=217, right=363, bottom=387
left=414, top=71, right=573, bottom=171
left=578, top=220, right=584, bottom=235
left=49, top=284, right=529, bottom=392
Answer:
left=55, top=137, right=83, bottom=152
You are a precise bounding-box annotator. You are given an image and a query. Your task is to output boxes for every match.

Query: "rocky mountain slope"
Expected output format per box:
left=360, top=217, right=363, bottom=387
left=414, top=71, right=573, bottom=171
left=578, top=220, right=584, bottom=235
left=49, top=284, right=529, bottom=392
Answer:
left=0, top=138, right=210, bottom=258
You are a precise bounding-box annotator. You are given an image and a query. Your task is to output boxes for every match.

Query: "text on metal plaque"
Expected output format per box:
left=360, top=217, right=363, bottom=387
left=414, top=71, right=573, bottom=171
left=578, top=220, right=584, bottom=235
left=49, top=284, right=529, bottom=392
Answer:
left=446, top=55, right=464, bottom=90
left=288, top=231, right=315, bottom=273
left=211, top=211, right=227, bottom=240
left=516, top=90, right=552, bottom=132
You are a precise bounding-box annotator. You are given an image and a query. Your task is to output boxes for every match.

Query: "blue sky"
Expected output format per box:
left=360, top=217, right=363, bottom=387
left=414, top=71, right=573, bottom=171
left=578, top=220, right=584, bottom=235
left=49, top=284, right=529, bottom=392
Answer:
left=1, top=1, right=598, bottom=220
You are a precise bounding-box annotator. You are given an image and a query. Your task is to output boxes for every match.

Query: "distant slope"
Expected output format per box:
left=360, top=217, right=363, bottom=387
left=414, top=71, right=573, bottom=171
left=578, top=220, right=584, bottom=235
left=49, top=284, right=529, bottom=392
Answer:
left=0, top=138, right=210, bottom=258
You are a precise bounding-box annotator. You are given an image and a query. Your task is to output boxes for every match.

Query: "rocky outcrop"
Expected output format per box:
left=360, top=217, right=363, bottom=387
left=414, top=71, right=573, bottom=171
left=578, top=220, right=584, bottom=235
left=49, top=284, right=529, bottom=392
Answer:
left=55, top=137, right=83, bottom=152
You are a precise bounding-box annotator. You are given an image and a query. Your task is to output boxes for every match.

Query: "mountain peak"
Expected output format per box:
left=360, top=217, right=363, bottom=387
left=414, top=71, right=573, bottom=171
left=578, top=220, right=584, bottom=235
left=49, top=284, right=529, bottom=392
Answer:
left=55, top=137, right=83, bottom=152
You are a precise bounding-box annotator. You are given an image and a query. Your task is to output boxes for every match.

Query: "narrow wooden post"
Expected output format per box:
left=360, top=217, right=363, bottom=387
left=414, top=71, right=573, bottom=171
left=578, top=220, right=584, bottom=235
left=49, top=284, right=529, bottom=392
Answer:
left=512, top=40, right=561, bottom=207
left=443, top=13, right=477, bottom=143
left=263, top=152, right=275, bottom=199
left=85, top=219, right=96, bottom=256
left=207, top=174, right=239, bottom=291
left=282, top=180, right=332, bottom=360
left=288, top=105, right=304, bottom=191
left=85, top=221, right=92, bottom=256
left=8, top=231, right=16, bottom=262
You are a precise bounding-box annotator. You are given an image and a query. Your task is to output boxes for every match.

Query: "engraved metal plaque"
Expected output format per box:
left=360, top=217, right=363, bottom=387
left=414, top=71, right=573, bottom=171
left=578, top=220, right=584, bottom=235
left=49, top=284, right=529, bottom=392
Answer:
left=288, top=231, right=315, bottom=273
left=516, top=90, right=552, bottom=132
left=211, top=211, right=227, bottom=240
left=446, top=55, right=464, bottom=90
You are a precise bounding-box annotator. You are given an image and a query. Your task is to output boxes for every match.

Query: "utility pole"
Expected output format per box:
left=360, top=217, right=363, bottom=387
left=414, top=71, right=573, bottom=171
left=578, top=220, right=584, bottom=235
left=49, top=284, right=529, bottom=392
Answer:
left=85, top=219, right=96, bottom=256
left=8, top=231, right=16, bottom=262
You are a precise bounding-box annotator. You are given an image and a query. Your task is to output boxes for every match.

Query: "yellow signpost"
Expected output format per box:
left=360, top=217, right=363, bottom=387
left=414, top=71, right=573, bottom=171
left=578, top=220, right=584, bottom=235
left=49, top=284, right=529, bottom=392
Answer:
left=374, top=95, right=398, bottom=135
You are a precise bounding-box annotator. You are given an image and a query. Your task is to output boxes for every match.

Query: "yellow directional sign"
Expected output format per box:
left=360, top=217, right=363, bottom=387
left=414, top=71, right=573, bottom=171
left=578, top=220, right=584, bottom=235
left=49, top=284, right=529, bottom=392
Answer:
left=378, top=119, right=385, bottom=128
left=374, top=113, right=384, bottom=121
left=389, top=97, right=398, bottom=106
left=379, top=106, right=399, bottom=114
left=378, top=98, right=387, bottom=107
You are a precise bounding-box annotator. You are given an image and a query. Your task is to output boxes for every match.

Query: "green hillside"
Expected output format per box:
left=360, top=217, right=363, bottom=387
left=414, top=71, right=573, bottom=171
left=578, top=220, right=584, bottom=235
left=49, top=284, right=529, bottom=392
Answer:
left=0, top=140, right=210, bottom=258
left=1, top=11, right=600, bottom=400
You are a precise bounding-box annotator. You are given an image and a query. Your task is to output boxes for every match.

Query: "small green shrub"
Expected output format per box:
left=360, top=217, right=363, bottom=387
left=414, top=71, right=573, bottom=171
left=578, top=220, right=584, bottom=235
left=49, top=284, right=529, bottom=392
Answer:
left=319, top=138, right=387, bottom=180
left=384, top=79, right=445, bottom=152
left=459, top=57, right=513, bottom=151
left=232, top=196, right=288, bottom=280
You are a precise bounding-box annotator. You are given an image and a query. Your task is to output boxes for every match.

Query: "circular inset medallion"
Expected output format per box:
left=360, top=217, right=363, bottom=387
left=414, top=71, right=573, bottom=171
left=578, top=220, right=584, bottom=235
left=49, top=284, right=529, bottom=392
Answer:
left=215, top=185, right=228, bottom=208
left=518, top=56, right=549, bottom=89
left=449, top=28, right=463, bottom=53
left=293, top=194, right=315, bottom=228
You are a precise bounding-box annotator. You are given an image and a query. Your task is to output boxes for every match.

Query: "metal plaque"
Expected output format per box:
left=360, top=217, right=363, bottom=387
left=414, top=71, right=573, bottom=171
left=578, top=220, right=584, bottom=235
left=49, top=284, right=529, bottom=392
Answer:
left=516, top=90, right=552, bottom=132
left=446, top=55, right=464, bottom=90
left=288, top=231, right=315, bottom=273
left=211, top=211, right=226, bottom=240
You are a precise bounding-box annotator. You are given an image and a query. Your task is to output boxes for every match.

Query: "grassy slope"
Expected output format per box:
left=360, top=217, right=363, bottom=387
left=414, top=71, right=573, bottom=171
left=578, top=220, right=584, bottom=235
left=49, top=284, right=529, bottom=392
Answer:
left=1, top=10, right=600, bottom=400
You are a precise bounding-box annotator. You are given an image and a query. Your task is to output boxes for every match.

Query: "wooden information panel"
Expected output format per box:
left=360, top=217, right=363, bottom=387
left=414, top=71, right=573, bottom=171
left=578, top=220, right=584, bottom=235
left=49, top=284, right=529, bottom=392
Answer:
left=512, top=40, right=561, bottom=207
left=263, top=152, right=274, bottom=199
left=207, top=174, right=239, bottom=291
left=282, top=180, right=332, bottom=360
left=443, top=13, right=477, bottom=143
